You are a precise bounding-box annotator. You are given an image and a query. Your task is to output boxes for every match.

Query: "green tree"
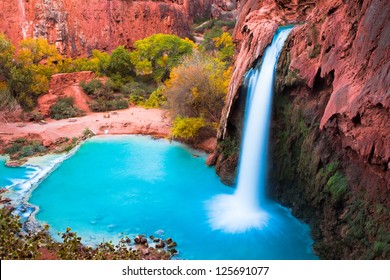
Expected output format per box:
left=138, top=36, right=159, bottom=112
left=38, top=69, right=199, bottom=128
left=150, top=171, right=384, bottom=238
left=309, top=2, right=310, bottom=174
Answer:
left=91, top=49, right=110, bottom=75
left=131, top=34, right=194, bottom=82
left=8, top=66, right=34, bottom=110
left=107, top=46, right=133, bottom=77
left=9, top=38, right=64, bottom=110
left=0, top=34, right=15, bottom=79
left=18, top=37, right=63, bottom=67
left=143, top=86, right=167, bottom=108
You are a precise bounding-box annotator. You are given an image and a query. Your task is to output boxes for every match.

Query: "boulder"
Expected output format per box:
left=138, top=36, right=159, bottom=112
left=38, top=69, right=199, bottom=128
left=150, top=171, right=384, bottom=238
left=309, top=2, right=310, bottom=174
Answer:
left=156, top=241, right=165, bottom=248
left=167, top=241, right=177, bottom=248
left=206, top=151, right=218, bottom=166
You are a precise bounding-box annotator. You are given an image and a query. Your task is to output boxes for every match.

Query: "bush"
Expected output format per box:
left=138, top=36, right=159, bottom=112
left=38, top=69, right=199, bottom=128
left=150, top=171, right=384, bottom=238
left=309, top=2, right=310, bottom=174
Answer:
left=214, top=19, right=236, bottom=29
left=0, top=208, right=173, bottom=260
left=82, top=79, right=129, bottom=112
left=172, top=117, right=205, bottom=140
left=5, top=139, right=46, bottom=159
left=115, top=99, right=130, bottom=110
left=201, top=26, right=223, bottom=51
left=89, top=98, right=128, bottom=112
left=121, top=81, right=148, bottom=97
left=218, top=136, right=239, bottom=157
left=326, top=171, right=348, bottom=203
left=5, top=142, right=24, bottom=155
left=80, top=79, right=103, bottom=95
left=49, top=97, right=85, bottom=120
left=129, top=93, right=145, bottom=106
left=143, top=87, right=167, bottom=108
left=20, top=142, right=47, bottom=158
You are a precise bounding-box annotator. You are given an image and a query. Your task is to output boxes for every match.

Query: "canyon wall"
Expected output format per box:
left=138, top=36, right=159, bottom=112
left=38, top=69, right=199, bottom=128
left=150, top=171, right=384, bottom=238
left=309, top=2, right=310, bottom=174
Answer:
left=216, top=0, right=389, bottom=259
left=0, top=0, right=212, bottom=57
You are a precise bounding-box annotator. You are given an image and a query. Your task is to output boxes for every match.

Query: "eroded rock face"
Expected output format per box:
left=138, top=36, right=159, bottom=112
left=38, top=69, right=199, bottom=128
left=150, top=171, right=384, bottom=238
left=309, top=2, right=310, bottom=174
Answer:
left=211, top=0, right=238, bottom=21
left=217, top=0, right=389, bottom=259
left=284, top=0, right=390, bottom=189
left=0, top=0, right=212, bottom=56
left=218, top=0, right=315, bottom=139
left=37, top=71, right=94, bottom=116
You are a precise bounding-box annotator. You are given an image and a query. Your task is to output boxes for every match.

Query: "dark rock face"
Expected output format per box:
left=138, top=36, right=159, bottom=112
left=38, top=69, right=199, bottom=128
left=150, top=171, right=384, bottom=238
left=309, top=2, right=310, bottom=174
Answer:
left=0, top=0, right=212, bottom=57
left=217, top=0, right=389, bottom=259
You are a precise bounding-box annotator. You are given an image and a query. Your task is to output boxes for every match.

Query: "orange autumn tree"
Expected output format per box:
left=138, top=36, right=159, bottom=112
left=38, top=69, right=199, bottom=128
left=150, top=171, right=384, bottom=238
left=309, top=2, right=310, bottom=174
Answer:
left=166, top=52, right=232, bottom=140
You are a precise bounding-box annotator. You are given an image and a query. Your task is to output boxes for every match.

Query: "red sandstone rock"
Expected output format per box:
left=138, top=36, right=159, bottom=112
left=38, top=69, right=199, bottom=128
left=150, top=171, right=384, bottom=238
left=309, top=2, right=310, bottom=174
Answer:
left=219, top=0, right=389, bottom=170
left=211, top=0, right=238, bottom=21
left=218, top=0, right=315, bottom=138
left=0, top=0, right=212, bottom=57
left=42, top=139, right=53, bottom=147
left=37, top=71, right=94, bottom=117
left=219, top=0, right=389, bottom=188
left=206, top=151, right=218, bottom=166
left=197, top=137, right=217, bottom=153
left=287, top=0, right=390, bottom=174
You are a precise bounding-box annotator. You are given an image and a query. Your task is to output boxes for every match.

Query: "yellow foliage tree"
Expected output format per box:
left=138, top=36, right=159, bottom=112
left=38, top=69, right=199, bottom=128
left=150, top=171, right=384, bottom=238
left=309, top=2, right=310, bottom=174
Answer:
left=172, top=117, right=205, bottom=140
left=166, top=52, right=231, bottom=124
left=213, top=32, right=235, bottom=64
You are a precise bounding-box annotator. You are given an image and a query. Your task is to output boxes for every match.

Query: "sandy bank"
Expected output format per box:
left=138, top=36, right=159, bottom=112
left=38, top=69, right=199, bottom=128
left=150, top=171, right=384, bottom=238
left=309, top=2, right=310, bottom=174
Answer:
left=0, top=107, right=172, bottom=145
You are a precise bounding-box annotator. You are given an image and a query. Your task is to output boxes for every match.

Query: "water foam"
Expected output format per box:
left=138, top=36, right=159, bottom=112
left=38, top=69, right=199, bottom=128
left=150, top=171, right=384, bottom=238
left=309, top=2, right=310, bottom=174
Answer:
left=2, top=148, right=80, bottom=223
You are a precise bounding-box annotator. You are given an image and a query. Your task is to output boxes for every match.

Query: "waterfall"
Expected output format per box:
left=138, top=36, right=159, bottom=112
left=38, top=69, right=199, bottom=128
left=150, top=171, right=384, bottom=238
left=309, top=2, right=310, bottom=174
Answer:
left=207, top=27, right=293, bottom=233
left=18, top=0, right=28, bottom=38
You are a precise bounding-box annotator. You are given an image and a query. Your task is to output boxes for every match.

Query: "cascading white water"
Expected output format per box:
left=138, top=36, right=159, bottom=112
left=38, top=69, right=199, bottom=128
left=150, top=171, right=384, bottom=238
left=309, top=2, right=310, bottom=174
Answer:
left=18, top=0, right=28, bottom=38
left=207, top=27, right=293, bottom=233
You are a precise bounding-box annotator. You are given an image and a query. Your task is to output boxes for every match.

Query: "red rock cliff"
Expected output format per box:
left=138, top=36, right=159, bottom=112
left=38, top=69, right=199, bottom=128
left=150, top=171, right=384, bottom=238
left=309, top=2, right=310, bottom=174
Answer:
left=0, top=0, right=212, bottom=56
left=217, top=0, right=389, bottom=259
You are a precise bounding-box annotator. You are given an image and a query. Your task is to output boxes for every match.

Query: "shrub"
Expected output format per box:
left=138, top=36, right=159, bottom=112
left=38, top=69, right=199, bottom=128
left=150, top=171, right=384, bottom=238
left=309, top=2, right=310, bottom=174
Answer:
left=0, top=208, right=172, bottom=260
left=214, top=19, right=236, bottom=29
left=129, top=93, right=145, bottom=106
left=213, top=32, right=235, bottom=64
left=218, top=136, right=239, bottom=157
left=5, top=139, right=46, bottom=158
left=5, top=142, right=23, bottom=155
left=326, top=171, right=348, bottom=203
left=83, top=128, right=94, bottom=138
left=201, top=26, right=223, bottom=51
left=121, top=81, right=147, bottom=97
left=115, top=99, right=129, bottom=110
left=143, top=87, right=167, bottom=108
left=80, top=79, right=103, bottom=95
left=172, top=117, right=205, bottom=140
left=89, top=98, right=128, bottom=112
left=49, top=97, right=85, bottom=120
left=19, top=142, right=47, bottom=158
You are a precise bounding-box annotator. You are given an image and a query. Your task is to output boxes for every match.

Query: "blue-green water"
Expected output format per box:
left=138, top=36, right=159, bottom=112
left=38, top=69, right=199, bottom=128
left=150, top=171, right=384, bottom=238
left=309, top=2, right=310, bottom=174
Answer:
left=0, top=136, right=317, bottom=259
left=3, top=135, right=316, bottom=260
left=0, top=156, right=37, bottom=189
